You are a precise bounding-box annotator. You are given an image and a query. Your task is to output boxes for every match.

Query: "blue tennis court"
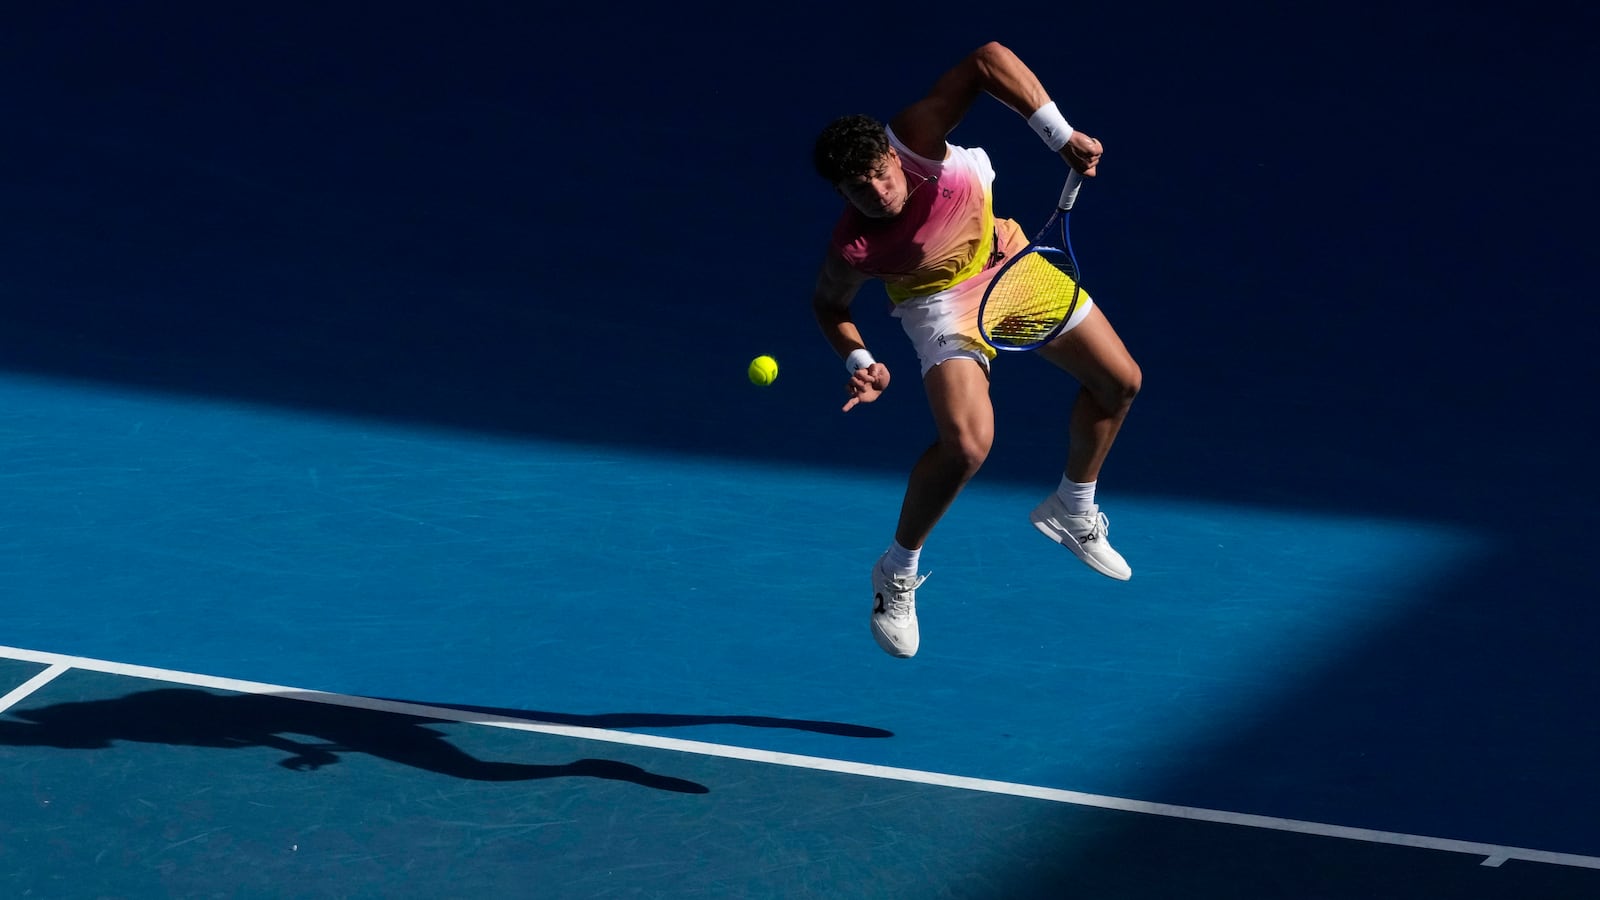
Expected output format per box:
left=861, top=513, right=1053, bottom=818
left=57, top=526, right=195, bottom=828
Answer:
left=3, top=3, right=1596, bottom=897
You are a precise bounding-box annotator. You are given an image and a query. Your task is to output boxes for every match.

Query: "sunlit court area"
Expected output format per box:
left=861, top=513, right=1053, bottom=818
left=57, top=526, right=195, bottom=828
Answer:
left=3, top=4, right=1597, bottom=898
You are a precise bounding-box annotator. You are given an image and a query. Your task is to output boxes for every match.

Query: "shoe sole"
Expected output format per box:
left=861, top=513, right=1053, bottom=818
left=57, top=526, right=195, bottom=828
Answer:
left=1031, top=515, right=1132, bottom=581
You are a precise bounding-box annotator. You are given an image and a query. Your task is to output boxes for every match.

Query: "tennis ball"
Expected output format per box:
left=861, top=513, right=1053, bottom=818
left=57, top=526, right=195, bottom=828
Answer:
left=748, top=354, right=778, bottom=386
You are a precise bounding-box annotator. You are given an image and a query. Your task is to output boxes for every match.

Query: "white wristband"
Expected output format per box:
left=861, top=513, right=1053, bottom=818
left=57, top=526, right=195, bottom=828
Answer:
left=845, top=348, right=876, bottom=374
left=1027, top=101, right=1074, bottom=151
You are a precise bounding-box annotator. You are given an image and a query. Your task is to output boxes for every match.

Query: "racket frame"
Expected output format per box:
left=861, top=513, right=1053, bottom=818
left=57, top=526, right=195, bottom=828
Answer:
left=977, top=169, right=1085, bottom=352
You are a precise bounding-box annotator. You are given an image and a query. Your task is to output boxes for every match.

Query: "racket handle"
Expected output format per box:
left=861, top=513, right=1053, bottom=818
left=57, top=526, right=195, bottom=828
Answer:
left=1059, top=169, right=1083, bottom=211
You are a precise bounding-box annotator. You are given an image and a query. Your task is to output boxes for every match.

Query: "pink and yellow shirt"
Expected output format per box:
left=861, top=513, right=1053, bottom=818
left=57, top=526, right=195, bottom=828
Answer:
left=830, top=129, right=998, bottom=303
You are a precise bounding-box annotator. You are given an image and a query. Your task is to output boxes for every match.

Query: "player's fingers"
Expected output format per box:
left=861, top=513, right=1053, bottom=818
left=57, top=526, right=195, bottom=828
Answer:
left=842, top=396, right=859, bottom=412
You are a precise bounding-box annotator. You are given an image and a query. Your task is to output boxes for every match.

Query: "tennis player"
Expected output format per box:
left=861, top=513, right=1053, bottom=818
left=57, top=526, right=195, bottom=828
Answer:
left=810, top=42, right=1142, bottom=658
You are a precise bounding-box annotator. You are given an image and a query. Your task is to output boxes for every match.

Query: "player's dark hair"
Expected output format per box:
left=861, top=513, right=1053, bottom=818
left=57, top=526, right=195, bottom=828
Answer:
left=813, top=114, right=890, bottom=184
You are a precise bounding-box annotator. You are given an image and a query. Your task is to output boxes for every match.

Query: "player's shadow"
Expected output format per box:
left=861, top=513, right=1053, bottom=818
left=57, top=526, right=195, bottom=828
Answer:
left=0, top=688, right=711, bottom=794
left=386, top=700, right=896, bottom=739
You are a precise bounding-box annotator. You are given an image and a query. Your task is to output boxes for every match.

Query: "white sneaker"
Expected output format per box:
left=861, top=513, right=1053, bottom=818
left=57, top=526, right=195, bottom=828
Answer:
left=871, top=561, right=927, bottom=658
left=1030, top=494, right=1132, bottom=581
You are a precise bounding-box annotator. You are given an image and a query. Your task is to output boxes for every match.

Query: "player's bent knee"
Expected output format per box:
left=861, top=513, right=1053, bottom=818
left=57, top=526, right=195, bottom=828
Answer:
left=1120, top=362, right=1143, bottom=407
left=1093, top=362, right=1141, bottom=418
left=938, top=431, right=993, bottom=477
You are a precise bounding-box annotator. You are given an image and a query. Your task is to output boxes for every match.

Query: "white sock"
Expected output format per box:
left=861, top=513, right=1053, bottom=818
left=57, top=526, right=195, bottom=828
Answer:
left=1057, top=476, right=1097, bottom=515
left=881, top=540, right=921, bottom=577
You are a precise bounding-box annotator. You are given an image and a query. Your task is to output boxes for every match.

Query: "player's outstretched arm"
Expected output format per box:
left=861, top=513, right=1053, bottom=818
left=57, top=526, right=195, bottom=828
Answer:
left=811, top=250, right=891, bottom=412
left=890, top=41, right=1102, bottom=176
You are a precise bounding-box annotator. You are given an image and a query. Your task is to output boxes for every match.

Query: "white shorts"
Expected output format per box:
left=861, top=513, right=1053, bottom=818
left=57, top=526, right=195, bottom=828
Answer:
left=891, top=281, right=1095, bottom=377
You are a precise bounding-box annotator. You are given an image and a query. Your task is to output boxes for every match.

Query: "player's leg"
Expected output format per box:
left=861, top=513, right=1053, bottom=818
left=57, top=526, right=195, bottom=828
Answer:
left=1036, top=303, right=1140, bottom=481
left=895, top=356, right=995, bottom=549
left=1031, top=304, right=1141, bottom=579
left=870, top=355, right=994, bottom=658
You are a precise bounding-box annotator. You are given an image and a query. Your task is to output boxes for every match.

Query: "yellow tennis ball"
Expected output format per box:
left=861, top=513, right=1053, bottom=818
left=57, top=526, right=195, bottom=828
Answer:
left=748, top=354, right=778, bottom=386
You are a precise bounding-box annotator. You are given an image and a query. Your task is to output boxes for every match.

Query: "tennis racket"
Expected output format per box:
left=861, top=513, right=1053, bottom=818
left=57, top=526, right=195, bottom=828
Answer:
left=977, top=169, right=1085, bottom=351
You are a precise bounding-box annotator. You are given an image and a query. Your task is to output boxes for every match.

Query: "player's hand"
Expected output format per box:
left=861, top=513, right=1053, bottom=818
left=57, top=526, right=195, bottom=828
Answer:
left=842, top=362, right=891, bottom=412
left=1061, top=131, right=1102, bottom=177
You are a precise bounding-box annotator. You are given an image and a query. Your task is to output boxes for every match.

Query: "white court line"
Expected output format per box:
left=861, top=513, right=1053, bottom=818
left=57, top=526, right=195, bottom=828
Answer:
left=2, top=643, right=1596, bottom=872
left=0, top=662, right=69, bottom=715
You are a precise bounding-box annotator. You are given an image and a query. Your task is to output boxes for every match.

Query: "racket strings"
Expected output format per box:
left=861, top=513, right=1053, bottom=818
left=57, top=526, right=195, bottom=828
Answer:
left=982, top=253, right=1080, bottom=346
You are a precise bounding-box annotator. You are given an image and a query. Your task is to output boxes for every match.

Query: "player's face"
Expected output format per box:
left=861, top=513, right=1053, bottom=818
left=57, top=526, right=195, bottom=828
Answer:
left=835, top=150, right=908, bottom=219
